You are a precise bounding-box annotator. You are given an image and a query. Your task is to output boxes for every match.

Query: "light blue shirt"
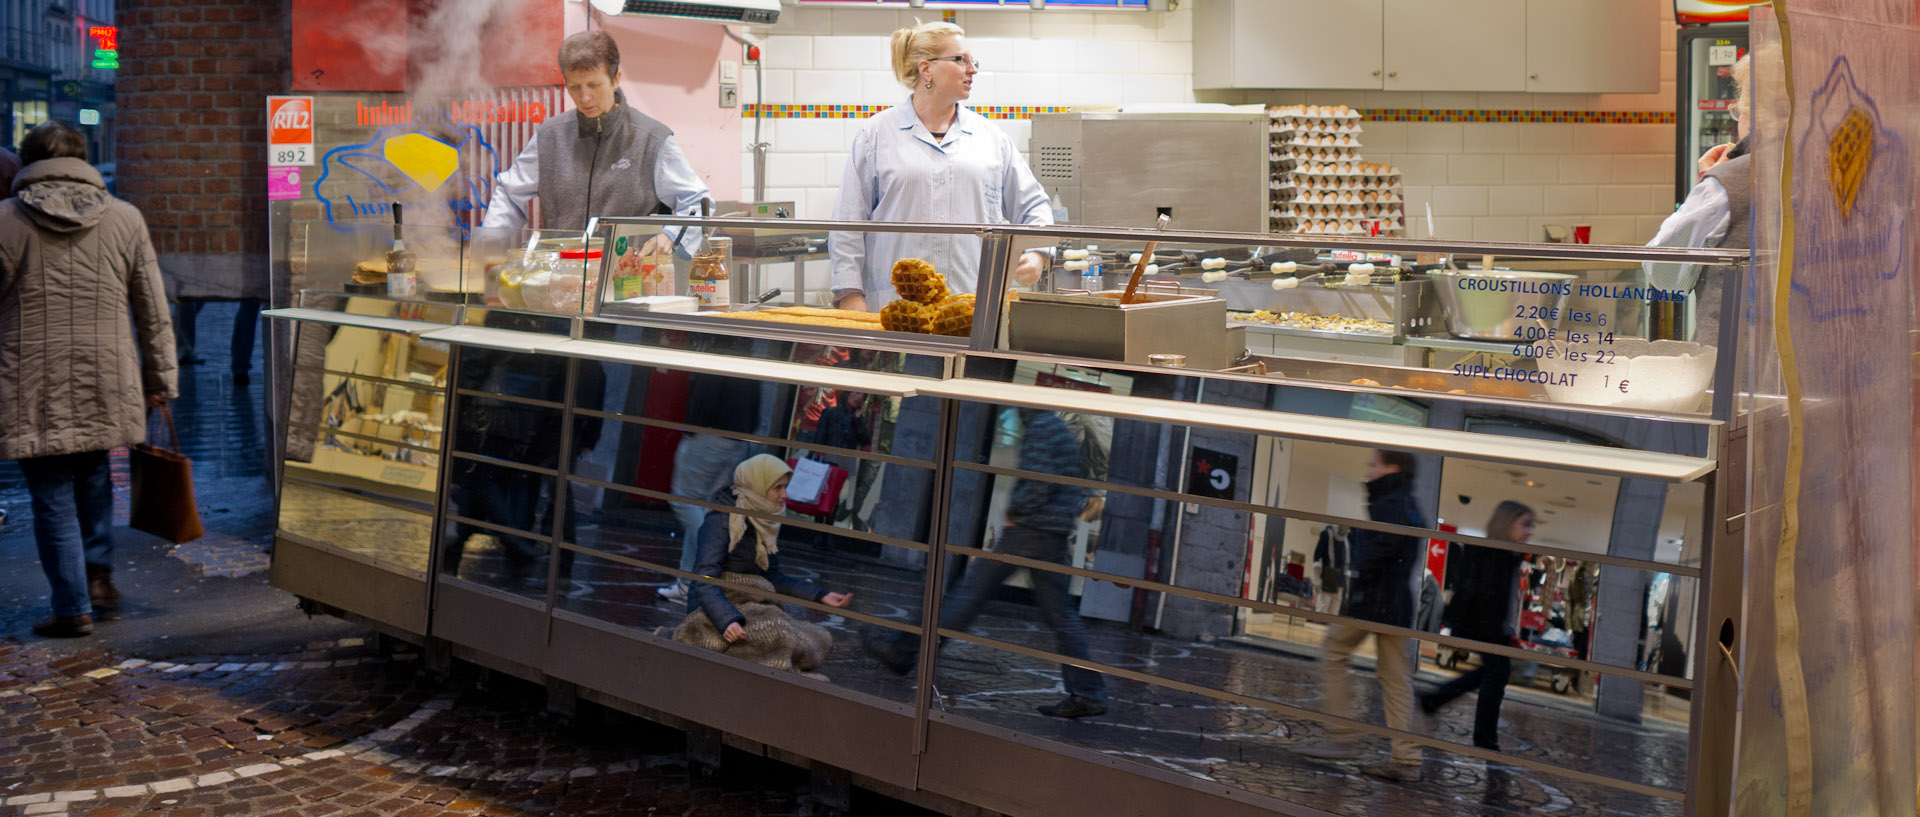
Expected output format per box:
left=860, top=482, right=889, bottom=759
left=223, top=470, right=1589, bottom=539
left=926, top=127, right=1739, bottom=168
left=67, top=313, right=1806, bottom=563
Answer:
left=830, top=100, right=1052, bottom=305
left=482, top=130, right=710, bottom=258
left=1643, top=177, right=1731, bottom=293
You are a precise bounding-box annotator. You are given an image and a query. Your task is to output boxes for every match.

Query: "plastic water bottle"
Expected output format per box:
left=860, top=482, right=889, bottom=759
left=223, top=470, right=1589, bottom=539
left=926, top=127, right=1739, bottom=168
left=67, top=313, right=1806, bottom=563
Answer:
left=1081, top=244, right=1102, bottom=293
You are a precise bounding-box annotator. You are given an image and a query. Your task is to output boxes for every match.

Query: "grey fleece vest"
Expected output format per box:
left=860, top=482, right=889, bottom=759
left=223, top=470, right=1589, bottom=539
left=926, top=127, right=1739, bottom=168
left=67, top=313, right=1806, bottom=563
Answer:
left=1703, top=154, right=1752, bottom=251
left=536, top=92, right=673, bottom=232
left=1693, top=153, right=1752, bottom=343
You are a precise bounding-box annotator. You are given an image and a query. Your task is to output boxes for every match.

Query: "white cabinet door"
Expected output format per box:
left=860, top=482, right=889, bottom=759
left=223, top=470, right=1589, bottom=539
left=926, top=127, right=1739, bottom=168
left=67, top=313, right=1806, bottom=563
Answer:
left=1227, top=0, right=1385, bottom=90
left=1525, top=0, right=1660, bottom=93
left=1383, top=0, right=1526, bottom=92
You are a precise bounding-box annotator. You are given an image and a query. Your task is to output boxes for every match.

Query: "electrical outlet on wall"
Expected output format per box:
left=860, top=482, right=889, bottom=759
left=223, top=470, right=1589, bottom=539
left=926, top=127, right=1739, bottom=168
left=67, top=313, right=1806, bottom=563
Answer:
left=719, top=85, right=739, bottom=108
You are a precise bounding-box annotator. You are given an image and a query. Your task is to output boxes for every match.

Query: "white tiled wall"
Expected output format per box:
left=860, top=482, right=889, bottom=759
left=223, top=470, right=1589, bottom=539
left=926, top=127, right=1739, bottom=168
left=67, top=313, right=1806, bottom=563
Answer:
left=738, top=2, right=1686, bottom=243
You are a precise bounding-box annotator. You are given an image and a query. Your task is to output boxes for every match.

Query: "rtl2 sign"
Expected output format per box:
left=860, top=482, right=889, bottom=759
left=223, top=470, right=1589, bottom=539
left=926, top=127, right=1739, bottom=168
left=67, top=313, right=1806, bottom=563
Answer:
left=267, top=96, right=315, bottom=167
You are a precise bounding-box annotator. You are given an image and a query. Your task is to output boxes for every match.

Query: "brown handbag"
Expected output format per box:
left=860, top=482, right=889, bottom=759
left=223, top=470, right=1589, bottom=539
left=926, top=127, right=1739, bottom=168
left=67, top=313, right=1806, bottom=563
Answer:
left=129, top=406, right=204, bottom=543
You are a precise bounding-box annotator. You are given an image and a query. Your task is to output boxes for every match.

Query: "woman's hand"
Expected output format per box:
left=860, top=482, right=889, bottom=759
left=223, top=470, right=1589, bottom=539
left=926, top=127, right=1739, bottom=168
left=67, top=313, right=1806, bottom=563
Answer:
left=640, top=232, right=676, bottom=258
left=835, top=292, right=870, bottom=313
left=822, top=592, right=853, bottom=608
left=1013, top=251, right=1048, bottom=287
left=723, top=622, right=747, bottom=643
left=146, top=394, right=169, bottom=409
left=1697, top=142, right=1735, bottom=175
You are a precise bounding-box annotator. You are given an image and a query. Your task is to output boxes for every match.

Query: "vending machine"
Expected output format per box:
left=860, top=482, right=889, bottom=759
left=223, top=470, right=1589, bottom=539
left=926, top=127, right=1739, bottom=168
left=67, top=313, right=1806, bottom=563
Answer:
left=1672, top=2, right=1770, bottom=202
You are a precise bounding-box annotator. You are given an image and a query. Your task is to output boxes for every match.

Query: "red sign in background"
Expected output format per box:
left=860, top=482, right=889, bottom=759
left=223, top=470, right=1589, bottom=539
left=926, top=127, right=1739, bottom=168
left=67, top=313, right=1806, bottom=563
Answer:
left=292, top=0, right=563, bottom=92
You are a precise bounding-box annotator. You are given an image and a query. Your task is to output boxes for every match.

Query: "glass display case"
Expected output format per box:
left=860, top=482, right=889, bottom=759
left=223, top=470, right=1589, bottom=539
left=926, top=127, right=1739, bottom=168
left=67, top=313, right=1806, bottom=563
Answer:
left=267, top=216, right=1748, bottom=817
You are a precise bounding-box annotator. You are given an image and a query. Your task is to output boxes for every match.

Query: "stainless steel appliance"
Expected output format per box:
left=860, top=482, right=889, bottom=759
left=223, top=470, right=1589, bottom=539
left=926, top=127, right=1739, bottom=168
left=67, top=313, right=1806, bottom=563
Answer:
left=1030, top=111, right=1268, bottom=232
left=1007, top=287, right=1232, bottom=369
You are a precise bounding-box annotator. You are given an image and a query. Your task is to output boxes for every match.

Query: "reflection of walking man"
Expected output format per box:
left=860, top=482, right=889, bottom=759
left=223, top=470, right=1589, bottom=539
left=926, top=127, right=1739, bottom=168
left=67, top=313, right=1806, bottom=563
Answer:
left=1297, top=449, right=1427, bottom=782
left=865, top=408, right=1108, bottom=719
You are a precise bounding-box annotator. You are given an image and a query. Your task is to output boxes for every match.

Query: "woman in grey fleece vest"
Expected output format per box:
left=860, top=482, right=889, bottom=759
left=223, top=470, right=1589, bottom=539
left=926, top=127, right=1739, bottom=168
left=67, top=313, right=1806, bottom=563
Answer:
left=482, top=30, right=712, bottom=259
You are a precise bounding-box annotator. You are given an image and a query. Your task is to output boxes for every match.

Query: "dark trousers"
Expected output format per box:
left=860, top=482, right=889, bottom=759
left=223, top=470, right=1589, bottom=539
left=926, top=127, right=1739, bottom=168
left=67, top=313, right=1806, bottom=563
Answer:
left=895, top=524, right=1107, bottom=702
left=1424, top=652, right=1512, bottom=750
left=175, top=299, right=262, bottom=372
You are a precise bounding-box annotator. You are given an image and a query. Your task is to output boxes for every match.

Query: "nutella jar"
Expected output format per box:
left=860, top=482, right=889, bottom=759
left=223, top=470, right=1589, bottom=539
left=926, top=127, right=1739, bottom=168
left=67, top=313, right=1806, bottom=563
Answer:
left=688, top=236, right=732, bottom=310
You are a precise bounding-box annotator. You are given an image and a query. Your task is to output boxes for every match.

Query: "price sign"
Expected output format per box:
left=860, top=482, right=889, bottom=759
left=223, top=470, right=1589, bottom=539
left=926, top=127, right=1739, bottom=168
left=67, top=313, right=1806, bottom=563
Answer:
left=1708, top=44, right=1740, bottom=66
left=267, top=96, right=315, bottom=167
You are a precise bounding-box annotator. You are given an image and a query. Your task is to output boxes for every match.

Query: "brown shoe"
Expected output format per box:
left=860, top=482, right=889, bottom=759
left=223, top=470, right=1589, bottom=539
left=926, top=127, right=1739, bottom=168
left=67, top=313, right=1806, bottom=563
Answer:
left=32, top=614, right=94, bottom=638
left=87, top=564, right=121, bottom=608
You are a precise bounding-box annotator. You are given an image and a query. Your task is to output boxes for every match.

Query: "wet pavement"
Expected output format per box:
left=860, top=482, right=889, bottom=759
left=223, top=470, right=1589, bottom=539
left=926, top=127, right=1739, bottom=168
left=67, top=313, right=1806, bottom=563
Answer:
left=1, top=303, right=914, bottom=817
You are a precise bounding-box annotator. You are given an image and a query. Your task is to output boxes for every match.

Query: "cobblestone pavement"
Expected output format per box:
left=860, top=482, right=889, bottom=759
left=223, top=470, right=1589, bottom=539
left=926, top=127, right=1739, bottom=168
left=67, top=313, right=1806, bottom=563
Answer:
left=0, top=304, right=918, bottom=817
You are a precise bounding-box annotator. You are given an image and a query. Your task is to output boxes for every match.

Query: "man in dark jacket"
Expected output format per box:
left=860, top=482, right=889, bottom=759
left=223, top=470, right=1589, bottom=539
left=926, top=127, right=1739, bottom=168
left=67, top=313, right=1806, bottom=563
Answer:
left=864, top=408, right=1109, bottom=718
left=1296, top=449, right=1427, bottom=782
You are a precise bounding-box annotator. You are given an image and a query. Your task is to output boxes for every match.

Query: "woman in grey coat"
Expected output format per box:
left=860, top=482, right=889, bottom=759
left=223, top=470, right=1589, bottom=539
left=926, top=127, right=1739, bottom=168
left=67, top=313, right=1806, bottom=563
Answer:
left=0, top=122, right=176, bottom=637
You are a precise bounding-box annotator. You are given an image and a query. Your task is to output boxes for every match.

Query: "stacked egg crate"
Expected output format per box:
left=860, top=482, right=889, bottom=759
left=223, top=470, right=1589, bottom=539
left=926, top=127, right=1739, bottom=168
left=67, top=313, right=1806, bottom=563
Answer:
left=1266, top=106, right=1406, bottom=238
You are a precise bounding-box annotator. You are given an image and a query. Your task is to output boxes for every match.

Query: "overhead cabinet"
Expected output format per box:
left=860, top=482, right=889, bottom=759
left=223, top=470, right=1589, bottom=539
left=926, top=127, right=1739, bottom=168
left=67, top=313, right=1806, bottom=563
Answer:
left=1194, top=0, right=1657, bottom=94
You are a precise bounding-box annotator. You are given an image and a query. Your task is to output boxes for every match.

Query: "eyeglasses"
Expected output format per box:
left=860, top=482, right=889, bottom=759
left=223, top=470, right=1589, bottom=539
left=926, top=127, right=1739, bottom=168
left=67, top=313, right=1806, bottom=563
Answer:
left=928, top=55, right=982, bottom=70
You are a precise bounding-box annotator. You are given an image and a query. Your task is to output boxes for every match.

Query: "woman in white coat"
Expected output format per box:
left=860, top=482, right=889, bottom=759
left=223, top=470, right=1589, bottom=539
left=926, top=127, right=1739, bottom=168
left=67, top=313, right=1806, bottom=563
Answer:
left=828, top=21, right=1053, bottom=312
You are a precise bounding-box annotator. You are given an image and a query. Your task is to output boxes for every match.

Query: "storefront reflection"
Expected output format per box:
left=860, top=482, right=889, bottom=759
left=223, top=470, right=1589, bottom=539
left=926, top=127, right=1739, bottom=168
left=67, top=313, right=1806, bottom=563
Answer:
left=276, top=480, right=431, bottom=573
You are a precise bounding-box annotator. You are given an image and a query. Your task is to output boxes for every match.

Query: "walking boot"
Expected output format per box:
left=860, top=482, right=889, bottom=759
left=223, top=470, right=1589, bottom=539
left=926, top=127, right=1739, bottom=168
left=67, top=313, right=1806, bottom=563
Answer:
left=87, top=565, right=121, bottom=619
left=32, top=614, right=94, bottom=638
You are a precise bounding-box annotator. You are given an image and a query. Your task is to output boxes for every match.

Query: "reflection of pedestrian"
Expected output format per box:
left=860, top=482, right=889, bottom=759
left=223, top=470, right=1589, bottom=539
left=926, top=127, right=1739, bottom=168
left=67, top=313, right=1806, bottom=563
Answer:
left=1297, top=449, right=1426, bottom=782
left=0, top=123, right=176, bottom=637
left=658, top=371, right=760, bottom=602
left=173, top=299, right=263, bottom=381
left=864, top=408, right=1108, bottom=718
left=674, top=455, right=852, bottom=677
left=1421, top=501, right=1533, bottom=752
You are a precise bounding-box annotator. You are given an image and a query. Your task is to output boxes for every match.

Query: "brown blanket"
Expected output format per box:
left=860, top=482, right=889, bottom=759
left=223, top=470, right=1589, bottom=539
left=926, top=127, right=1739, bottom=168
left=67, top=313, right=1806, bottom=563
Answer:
left=673, top=573, right=832, bottom=681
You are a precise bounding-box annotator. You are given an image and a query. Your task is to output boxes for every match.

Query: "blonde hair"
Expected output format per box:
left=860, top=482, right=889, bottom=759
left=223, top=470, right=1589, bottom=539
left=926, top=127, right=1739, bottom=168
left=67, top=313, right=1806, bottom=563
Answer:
left=1730, top=53, right=1751, bottom=122
left=891, top=21, right=964, bottom=89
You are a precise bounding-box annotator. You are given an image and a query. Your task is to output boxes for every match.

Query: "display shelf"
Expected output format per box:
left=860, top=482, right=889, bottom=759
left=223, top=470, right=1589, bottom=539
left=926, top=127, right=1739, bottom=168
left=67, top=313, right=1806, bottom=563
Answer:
left=919, top=378, right=1716, bottom=483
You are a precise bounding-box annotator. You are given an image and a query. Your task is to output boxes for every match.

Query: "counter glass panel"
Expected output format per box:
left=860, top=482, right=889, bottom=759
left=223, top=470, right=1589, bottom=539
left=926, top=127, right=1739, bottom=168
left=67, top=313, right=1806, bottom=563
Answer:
left=275, top=301, right=451, bottom=574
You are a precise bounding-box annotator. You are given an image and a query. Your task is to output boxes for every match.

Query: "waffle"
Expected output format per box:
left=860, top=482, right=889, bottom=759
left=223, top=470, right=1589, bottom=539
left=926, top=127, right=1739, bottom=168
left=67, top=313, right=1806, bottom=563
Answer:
left=880, top=299, right=934, bottom=334
left=1828, top=108, right=1873, bottom=220
left=930, top=294, right=976, bottom=337
left=891, top=258, right=949, bottom=304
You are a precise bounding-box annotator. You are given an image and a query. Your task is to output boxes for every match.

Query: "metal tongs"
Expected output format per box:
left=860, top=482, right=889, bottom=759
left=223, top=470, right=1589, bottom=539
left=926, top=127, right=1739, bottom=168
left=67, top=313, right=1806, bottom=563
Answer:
left=1119, top=212, right=1173, bottom=305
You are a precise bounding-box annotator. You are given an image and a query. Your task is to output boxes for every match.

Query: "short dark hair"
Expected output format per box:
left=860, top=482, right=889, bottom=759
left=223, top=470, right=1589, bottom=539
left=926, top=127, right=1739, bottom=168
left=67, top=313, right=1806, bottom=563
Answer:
left=22, top=121, right=87, bottom=164
left=558, top=31, right=620, bottom=80
left=1374, top=449, right=1417, bottom=478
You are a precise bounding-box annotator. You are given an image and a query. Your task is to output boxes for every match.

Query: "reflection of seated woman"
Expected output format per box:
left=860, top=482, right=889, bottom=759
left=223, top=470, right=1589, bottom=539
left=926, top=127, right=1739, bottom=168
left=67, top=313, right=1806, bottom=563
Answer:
left=673, top=455, right=853, bottom=678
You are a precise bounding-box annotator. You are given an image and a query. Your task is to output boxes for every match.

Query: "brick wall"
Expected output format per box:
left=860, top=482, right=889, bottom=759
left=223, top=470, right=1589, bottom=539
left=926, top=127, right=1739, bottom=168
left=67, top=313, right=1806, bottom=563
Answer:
left=115, top=0, right=286, bottom=301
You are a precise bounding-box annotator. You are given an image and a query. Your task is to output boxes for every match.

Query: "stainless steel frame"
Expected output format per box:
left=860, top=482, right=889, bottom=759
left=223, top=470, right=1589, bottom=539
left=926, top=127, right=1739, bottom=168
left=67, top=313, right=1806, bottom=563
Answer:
left=270, top=221, right=1750, bottom=817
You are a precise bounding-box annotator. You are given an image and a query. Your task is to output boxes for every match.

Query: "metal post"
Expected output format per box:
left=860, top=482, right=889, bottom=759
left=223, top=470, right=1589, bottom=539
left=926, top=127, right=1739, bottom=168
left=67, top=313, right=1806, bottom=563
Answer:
left=911, top=397, right=962, bottom=755
left=969, top=232, right=1015, bottom=353
left=422, top=337, right=465, bottom=634
left=545, top=357, right=581, bottom=618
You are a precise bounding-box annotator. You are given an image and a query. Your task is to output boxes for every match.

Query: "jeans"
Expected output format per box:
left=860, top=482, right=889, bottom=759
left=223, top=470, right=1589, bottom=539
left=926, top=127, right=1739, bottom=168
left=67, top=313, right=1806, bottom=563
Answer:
left=22, top=451, right=115, bottom=617
left=1321, top=624, right=1419, bottom=766
left=668, top=434, right=750, bottom=576
left=899, top=524, right=1107, bottom=702
left=1423, top=652, right=1512, bottom=750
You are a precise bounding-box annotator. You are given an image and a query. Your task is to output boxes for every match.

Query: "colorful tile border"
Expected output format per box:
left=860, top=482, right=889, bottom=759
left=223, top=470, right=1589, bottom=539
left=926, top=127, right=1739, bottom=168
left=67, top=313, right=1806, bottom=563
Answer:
left=744, top=104, right=1072, bottom=120
left=745, top=104, right=1675, bottom=125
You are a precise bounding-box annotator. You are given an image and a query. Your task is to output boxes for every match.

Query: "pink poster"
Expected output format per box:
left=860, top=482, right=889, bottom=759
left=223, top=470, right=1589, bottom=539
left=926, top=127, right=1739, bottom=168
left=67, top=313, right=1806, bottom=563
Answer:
left=268, top=166, right=302, bottom=201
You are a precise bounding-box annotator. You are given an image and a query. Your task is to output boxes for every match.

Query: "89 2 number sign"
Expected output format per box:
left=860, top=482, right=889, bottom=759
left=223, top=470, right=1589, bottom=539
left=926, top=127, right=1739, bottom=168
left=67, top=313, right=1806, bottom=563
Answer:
left=271, top=144, right=314, bottom=167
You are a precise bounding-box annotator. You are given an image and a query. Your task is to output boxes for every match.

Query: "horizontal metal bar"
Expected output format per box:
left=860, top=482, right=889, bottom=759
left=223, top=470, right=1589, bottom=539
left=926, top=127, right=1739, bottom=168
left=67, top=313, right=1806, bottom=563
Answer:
left=572, top=407, right=934, bottom=470
left=600, top=217, right=1749, bottom=267
left=264, top=306, right=454, bottom=334
left=451, top=388, right=567, bottom=410
left=949, top=460, right=1703, bottom=579
left=929, top=629, right=1684, bottom=803
left=940, top=543, right=1691, bottom=691
left=289, top=422, right=441, bottom=457
left=447, top=450, right=561, bottom=479
left=292, top=364, right=447, bottom=393
left=445, top=513, right=551, bottom=546
left=552, top=542, right=923, bottom=637
left=565, top=473, right=932, bottom=556
left=579, top=314, right=967, bottom=357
